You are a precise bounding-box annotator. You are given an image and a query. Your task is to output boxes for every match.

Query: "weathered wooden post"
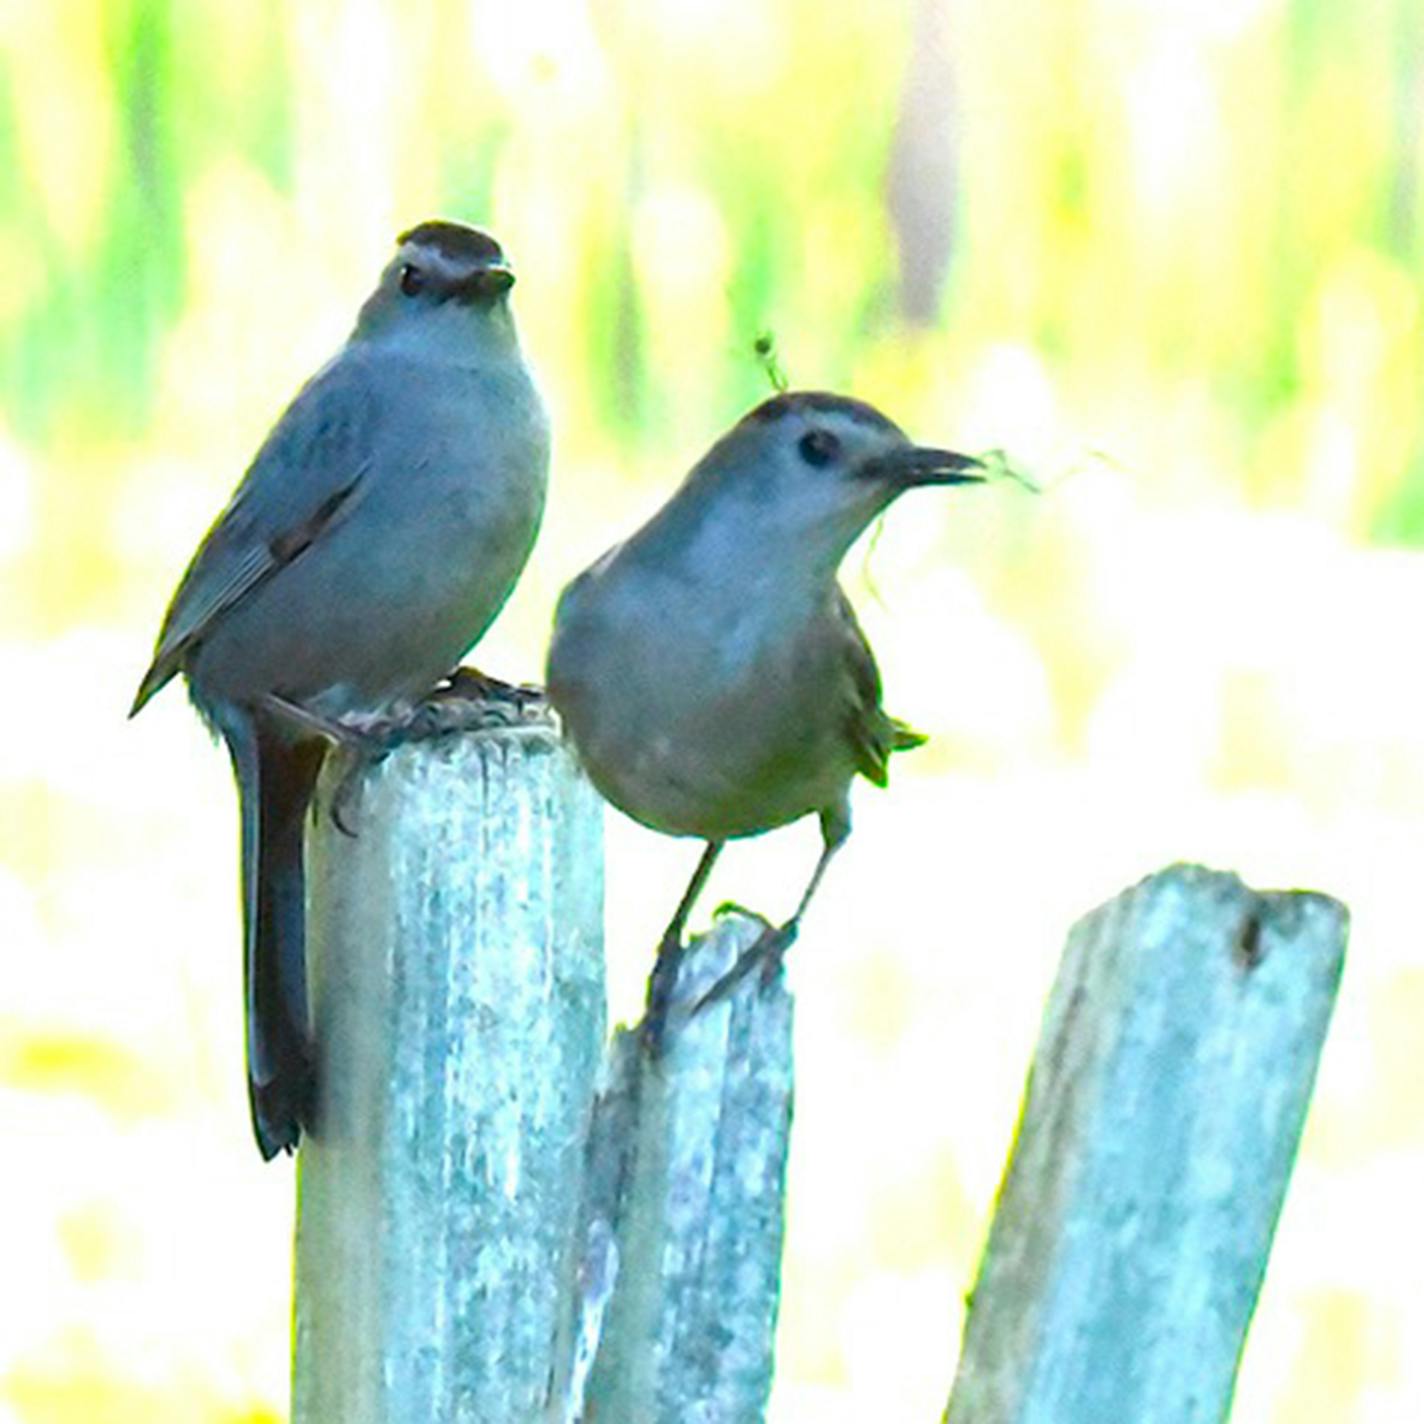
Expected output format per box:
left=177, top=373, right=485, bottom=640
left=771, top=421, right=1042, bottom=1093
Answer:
left=945, top=863, right=1347, bottom=1424
left=566, top=913, right=794, bottom=1423
left=291, top=700, right=793, bottom=1423
left=293, top=704, right=605, bottom=1422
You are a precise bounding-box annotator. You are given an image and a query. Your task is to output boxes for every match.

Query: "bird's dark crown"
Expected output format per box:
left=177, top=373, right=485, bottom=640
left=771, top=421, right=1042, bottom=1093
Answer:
left=397, top=220, right=505, bottom=266
left=740, top=390, right=905, bottom=438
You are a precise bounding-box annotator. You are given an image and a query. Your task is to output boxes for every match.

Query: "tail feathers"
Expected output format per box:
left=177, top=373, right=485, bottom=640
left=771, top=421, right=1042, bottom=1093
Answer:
left=249, top=1060, right=313, bottom=1161
left=232, top=720, right=327, bottom=1159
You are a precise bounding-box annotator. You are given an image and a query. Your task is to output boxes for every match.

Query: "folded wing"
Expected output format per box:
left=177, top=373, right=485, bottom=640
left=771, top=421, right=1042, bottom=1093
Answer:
left=131, top=360, right=378, bottom=715
left=833, top=587, right=927, bottom=788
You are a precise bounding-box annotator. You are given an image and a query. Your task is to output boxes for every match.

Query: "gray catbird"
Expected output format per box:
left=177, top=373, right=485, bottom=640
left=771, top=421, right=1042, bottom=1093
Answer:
left=131, top=221, right=549, bottom=1156
left=546, top=391, right=983, bottom=1042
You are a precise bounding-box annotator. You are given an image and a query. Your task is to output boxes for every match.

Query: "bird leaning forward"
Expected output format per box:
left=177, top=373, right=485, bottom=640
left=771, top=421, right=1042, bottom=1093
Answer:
left=131, top=221, right=550, bottom=1157
left=546, top=390, right=987, bottom=1048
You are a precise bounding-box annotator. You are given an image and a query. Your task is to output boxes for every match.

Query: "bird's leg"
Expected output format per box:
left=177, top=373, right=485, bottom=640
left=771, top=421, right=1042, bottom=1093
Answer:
left=260, top=694, right=418, bottom=837
left=255, top=694, right=370, bottom=837
left=642, top=839, right=724, bottom=1055
left=692, top=819, right=848, bottom=1016
left=357, top=667, right=547, bottom=746
left=259, top=693, right=354, bottom=746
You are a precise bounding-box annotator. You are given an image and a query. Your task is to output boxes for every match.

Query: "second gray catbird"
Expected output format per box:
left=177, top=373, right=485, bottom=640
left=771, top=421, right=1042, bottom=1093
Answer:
left=131, top=221, right=550, bottom=1156
left=546, top=391, right=984, bottom=1041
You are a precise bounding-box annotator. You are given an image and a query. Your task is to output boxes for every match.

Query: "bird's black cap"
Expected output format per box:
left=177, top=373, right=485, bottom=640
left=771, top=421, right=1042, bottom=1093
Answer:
left=741, top=390, right=905, bottom=438
left=397, top=220, right=505, bottom=267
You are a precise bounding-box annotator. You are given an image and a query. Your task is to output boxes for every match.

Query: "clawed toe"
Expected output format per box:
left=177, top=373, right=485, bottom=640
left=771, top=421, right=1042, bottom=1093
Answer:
left=385, top=671, right=548, bottom=738
left=757, top=921, right=797, bottom=984
left=692, top=920, right=796, bottom=1016
left=640, top=935, right=686, bottom=1059
left=327, top=757, right=367, bottom=837
left=320, top=723, right=406, bottom=834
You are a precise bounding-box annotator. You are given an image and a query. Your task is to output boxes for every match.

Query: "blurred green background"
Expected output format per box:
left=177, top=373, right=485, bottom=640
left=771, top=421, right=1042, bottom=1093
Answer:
left=2, top=0, right=1421, bottom=1419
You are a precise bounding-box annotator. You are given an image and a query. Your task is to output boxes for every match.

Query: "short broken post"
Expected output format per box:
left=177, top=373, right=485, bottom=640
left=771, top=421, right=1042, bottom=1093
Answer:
left=945, top=863, right=1348, bottom=1424
left=561, top=913, right=794, bottom=1424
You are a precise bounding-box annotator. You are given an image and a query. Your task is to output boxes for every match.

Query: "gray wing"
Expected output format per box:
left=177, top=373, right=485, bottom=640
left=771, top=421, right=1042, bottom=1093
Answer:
left=832, top=588, right=926, bottom=788
left=131, top=356, right=379, bottom=715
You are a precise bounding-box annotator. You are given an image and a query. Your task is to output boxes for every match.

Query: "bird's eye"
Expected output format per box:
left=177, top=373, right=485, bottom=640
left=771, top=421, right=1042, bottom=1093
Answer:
left=399, top=263, right=426, bottom=297
left=798, top=430, right=840, bottom=466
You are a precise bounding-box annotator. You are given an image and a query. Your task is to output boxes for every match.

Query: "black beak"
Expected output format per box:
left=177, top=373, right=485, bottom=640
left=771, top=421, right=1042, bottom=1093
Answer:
left=864, top=445, right=986, bottom=487
left=452, top=264, right=515, bottom=302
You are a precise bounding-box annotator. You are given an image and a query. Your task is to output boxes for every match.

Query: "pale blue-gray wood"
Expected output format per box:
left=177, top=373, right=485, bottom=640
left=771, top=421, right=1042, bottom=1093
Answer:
left=293, top=709, right=605, bottom=1424
left=944, top=863, right=1347, bottom=1424
left=559, top=913, right=794, bottom=1424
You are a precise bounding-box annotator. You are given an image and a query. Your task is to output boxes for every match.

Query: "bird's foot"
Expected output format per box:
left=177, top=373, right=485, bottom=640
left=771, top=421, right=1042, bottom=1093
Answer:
left=317, top=713, right=416, bottom=837
left=306, top=702, right=444, bottom=836
left=367, top=667, right=548, bottom=744
left=444, top=665, right=545, bottom=710
left=692, top=919, right=798, bottom=1016
left=302, top=675, right=549, bottom=835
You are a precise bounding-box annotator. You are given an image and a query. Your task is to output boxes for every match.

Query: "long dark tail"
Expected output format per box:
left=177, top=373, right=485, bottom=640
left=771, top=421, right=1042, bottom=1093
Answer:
left=227, top=712, right=327, bottom=1159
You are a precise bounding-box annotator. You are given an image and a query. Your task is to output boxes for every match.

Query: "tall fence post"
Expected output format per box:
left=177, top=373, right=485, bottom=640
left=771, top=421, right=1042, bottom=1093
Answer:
left=293, top=705, right=606, bottom=1424
left=944, top=863, right=1348, bottom=1424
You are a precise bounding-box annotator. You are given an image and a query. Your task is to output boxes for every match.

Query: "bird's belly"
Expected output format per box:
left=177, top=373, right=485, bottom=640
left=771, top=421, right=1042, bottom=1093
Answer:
left=192, top=461, right=543, bottom=717
left=570, top=671, right=853, bottom=842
